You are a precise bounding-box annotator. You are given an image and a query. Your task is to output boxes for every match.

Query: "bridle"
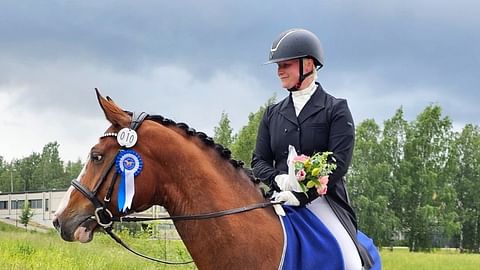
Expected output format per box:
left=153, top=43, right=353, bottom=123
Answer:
left=71, top=112, right=148, bottom=228
left=70, top=111, right=280, bottom=265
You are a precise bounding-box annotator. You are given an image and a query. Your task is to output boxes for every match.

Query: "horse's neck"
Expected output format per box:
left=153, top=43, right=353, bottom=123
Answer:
left=149, top=129, right=283, bottom=269
left=156, top=141, right=261, bottom=215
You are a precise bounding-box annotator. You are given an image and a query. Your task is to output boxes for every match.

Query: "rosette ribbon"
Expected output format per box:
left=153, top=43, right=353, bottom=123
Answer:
left=115, top=149, right=143, bottom=212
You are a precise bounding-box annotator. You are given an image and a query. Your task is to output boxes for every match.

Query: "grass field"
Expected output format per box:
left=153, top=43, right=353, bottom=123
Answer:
left=0, top=222, right=194, bottom=270
left=381, top=248, right=480, bottom=270
left=1, top=222, right=479, bottom=269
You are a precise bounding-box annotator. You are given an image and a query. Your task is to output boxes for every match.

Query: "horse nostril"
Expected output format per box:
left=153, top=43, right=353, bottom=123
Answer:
left=52, top=218, right=60, bottom=230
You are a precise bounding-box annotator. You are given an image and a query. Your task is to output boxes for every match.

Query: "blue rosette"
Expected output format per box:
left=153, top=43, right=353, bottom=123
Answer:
left=115, top=149, right=143, bottom=212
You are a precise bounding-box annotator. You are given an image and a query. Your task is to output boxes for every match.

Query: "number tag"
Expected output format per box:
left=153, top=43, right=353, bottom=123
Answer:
left=117, top=128, right=138, bottom=148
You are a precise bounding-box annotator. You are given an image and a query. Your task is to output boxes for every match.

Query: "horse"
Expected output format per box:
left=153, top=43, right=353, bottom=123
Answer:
left=53, top=90, right=380, bottom=269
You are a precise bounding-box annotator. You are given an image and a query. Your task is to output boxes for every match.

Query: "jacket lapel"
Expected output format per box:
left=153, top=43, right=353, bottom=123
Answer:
left=279, top=95, right=299, bottom=127
left=297, top=84, right=326, bottom=125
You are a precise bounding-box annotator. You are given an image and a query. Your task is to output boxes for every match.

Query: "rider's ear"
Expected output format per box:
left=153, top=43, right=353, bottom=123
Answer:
left=95, top=88, right=130, bottom=127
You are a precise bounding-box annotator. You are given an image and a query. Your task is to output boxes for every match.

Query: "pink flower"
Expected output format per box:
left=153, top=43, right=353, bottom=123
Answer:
left=317, top=184, right=328, bottom=195
left=293, top=154, right=309, bottom=163
left=318, top=176, right=329, bottom=185
left=296, top=169, right=306, bottom=181
left=317, top=176, right=329, bottom=195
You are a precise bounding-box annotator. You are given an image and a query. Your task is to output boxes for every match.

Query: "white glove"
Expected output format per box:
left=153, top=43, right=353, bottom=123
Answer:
left=274, top=174, right=292, bottom=191
left=272, top=191, right=300, bottom=206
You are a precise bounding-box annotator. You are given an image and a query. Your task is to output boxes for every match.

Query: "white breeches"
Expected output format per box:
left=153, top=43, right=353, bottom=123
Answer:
left=307, top=197, right=362, bottom=270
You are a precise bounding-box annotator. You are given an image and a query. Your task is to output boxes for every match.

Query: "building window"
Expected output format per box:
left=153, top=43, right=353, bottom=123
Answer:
left=11, top=200, right=24, bottom=209
left=29, top=199, right=42, bottom=209
left=45, top=199, right=49, bottom=211
left=0, top=201, right=7, bottom=209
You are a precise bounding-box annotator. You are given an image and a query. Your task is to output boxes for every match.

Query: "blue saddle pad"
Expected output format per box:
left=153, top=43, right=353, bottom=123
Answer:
left=357, top=231, right=382, bottom=270
left=281, top=206, right=344, bottom=270
left=281, top=206, right=382, bottom=270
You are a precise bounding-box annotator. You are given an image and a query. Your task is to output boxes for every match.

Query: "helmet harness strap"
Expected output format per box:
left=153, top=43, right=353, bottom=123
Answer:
left=288, top=58, right=314, bottom=92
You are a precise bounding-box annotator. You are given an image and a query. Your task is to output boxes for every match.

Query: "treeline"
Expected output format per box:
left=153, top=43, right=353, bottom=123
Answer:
left=348, top=106, right=480, bottom=252
left=2, top=99, right=479, bottom=252
left=0, top=142, right=82, bottom=192
left=214, top=101, right=480, bottom=253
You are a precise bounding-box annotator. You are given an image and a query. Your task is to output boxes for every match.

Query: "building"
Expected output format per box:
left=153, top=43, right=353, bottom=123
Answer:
left=0, top=189, right=169, bottom=229
left=0, top=189, right=66, bottom=228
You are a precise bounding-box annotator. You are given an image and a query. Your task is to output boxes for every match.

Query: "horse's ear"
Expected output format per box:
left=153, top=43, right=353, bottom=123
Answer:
left=95, top=88, right=130, bottom=127
left=105, top=95, right=120, bottom=107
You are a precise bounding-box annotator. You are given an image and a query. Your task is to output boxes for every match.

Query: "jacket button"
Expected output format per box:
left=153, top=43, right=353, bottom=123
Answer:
left=297, top=127, right=300, bottom=131
left=284, top=128, right=288, bottom=133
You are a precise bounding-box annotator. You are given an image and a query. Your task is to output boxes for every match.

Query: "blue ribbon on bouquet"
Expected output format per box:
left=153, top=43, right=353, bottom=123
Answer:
left=115, top=149, right=143, bottom=212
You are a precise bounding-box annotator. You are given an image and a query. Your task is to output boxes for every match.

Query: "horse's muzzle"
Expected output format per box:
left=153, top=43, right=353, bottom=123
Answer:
left=53, top=214, right=97, bottom=243
left=52, top=217, right=60, bottom=231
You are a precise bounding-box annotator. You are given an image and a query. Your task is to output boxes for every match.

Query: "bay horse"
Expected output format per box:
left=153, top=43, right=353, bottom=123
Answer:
left=53, top=90, right=379, bottom=269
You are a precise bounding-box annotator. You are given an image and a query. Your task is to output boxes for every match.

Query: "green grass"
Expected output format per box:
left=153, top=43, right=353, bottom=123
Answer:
left=1, top=222, right=480, bottom=269
left=0, top=222, right=195, bottom=270
left=380, top=247, right=480, bottom=270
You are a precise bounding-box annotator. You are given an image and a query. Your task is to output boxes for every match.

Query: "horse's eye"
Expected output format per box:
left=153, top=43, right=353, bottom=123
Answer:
left=91, top=153, right=103, bottom=163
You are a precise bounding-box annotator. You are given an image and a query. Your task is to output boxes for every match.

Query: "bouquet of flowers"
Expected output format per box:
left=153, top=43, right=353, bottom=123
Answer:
left=290, top=150, right=337, bottom=195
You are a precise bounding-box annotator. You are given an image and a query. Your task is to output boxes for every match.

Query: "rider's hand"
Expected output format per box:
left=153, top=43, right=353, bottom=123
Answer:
left=272, top=191, right=300, bottom=206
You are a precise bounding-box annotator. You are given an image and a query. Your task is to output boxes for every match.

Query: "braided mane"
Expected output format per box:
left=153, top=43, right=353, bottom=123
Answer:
left=146, top=115, right=257, bottom=183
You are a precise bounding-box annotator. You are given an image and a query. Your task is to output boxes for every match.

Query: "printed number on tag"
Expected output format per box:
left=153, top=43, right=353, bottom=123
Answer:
left=117, top=128, right=138, bottom=148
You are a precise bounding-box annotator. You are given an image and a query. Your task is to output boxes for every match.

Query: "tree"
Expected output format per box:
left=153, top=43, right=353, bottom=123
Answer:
left=64, top=159, right=84, bottom=186
left=4, top=142, right=84, bottom=192
left=20, top=200, right=34, bottom=230
left=231, top=95, right=276, bottom=166
left=0, top=156, right=6, bottom=192
left=0, top=163, right=20, bottom=193
left=33, top=142, right=65, bottom=189
left=402, top=105, right=458, bottom=251
left=14, top=153, right=41, bottom=192
left=213, top=111, right=234, bottom=149
left=448, top=124, right=480, bottom=252
left=348, top=119, right=398, bottom=247
left=381, top=108, right=409, bottom=246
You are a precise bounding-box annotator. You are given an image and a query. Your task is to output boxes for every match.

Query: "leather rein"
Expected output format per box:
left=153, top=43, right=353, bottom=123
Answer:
left=70, top=112, right=280, bottom=265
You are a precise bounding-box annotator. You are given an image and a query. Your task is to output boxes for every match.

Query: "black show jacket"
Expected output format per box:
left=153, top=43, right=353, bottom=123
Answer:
left=251, top=83, right=373, bottom=268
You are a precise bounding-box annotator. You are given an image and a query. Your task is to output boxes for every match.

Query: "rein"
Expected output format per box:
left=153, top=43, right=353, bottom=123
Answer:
left=112, top=201, right=281, bottom=222
left=104, top=201, right=281, bottom=265
left=71, top=111, right=281, bottom=265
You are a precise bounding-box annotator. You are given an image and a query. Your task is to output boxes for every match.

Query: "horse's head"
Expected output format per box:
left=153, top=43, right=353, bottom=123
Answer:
left=53, top=90, right=160, bottom=243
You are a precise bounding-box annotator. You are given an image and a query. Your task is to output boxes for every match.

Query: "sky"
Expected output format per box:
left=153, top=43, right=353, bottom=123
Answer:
left=1, top=0, right=479, bottom=162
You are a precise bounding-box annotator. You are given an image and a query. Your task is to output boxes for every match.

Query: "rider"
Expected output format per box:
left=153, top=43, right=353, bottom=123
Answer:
left=251, top=28, right=373, bottom=269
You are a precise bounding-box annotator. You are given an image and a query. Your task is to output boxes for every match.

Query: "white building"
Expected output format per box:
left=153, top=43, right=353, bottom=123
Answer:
left=0, top=189, right=66, bottom=228
left=0, top=189, right=168, bottom=229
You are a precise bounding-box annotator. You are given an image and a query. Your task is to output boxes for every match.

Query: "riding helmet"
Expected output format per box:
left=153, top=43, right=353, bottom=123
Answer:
left=267, top=28, right=324, bottom=68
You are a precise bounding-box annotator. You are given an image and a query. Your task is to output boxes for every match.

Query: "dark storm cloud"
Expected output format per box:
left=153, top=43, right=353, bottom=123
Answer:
left=0, top=0, right=479, bottom=160
left=2, top=0, right=478, bottom=90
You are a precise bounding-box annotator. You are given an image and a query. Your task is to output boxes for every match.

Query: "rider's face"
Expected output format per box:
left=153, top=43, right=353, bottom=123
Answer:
left=277, top=59, right=300, bottom=89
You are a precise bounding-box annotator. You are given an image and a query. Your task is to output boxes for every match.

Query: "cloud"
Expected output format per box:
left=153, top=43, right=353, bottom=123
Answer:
left=0, top=0, right=479, bottom=161
left=326, top=69, right=478, bottom=129
left=0, top=59, right=270, bottom=161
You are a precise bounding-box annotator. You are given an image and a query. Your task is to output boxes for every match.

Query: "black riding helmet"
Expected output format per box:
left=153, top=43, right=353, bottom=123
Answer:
left=267, top=28, right=324, bottom=91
